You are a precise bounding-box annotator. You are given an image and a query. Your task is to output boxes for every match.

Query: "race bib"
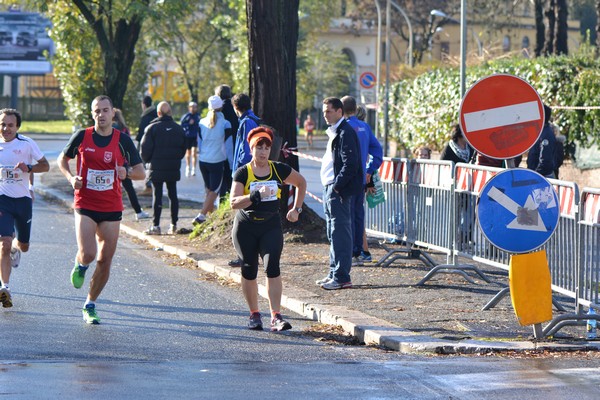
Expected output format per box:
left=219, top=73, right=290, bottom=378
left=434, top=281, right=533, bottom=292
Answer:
left=0, top=166, right=23, bottom=183
left=86, top=168, right=115, bottom=191
left=249, top=180, right=278, bottom=202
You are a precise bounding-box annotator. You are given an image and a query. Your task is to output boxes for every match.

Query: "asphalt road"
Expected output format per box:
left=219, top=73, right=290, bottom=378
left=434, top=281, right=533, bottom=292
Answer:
left=3, top=134, right=600, bottom=399
left=0, top=182, right=598, bottom=398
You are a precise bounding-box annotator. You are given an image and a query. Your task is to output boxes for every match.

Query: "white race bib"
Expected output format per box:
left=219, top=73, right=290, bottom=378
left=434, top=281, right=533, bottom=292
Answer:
left=249, top=180, right=278, bottom=202
left=0, top=166, right=24, bottom=183
left=86, top=168, right=115, bottom=191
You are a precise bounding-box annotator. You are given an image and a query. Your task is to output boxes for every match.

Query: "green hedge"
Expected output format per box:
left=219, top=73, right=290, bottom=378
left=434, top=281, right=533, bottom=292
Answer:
left=387, top=45, right=600, bottom=154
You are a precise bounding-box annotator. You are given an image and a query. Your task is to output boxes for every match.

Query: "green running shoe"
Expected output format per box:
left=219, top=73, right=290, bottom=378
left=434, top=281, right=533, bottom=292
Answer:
left=82, top=304, right=100, bottom=324
left=70, top=262, right=87, bottom=289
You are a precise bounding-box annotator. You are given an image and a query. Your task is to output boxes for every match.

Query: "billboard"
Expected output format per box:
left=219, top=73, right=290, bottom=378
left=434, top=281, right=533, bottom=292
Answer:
left=0, top=11, right=54, bottom=74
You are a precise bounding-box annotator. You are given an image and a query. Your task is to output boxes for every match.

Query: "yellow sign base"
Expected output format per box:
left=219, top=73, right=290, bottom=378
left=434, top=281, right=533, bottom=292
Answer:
left=509, top=250, right=552, bottom=326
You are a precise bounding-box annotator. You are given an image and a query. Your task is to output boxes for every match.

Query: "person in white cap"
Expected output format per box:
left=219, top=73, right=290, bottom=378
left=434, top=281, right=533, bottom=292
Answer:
left=180, top=101, right=200, bottom=177
left=192, top=95, right=232, bottom=225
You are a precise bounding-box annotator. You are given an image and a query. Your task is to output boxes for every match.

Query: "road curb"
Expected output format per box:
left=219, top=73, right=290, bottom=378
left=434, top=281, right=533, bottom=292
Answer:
left=35, top=182, right=600, bottom=354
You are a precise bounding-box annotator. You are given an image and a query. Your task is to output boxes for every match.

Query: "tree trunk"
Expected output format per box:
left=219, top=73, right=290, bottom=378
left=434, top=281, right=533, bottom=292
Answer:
left=246, top=0, right=300, bottom=218
left=103, top=19, right=143, bottom=108
left=555, top=0, right=569, bottom=55
left=534, top=0, right=546, bottom=57
left=597, top=0, right=600, bottom=57
left=544, top=0, right=556, bottom=55
left=72, top=0, right=145, bottom=109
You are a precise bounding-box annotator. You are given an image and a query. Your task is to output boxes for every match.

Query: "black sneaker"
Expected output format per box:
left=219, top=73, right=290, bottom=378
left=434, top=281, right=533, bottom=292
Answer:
left=248, top=312, right=263, bottom=330
left=0, top=287, right=13, bottom=308
left=228, top=258, right=243, bottom=267
left=270, top=313, right=292, bottom=332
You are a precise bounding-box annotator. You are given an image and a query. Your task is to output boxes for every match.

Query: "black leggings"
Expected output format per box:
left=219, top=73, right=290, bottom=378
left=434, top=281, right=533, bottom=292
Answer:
left=121, top=178, right=142, bottom=213
left=151, top=180, right=178, bottom=226
left=232, top=213, right=283, bottom=280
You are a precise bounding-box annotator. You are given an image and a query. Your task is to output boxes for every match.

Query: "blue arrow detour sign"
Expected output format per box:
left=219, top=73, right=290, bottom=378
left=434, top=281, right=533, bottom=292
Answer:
left=477, top=168, right=559, bottom=254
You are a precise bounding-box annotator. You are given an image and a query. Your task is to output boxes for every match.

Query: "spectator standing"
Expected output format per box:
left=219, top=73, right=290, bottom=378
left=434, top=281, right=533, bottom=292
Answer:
left=192, top=95, right=232, bottom=224
left=552, top=123, right=566, bottom=179
left=215, top=84, right=238, bottom=201
left=140, top=102, right=186, bottom=235
left=136, top=95, right=158, bottom=195
left=414, top=146, right=432, bottom=159
left=440, top=124, right=473, bottom=164
left=232, top=93, right=261, bottom=174
left=341, top=96, right=383, bottom=265
left=57, top=95, right=146, bottom=324
left=180, top=101, right=200, bottom=177
left=317, top=97, right=363, bottom=290
left=0, top=108, right=50, bottom=308
left=303, top=114, right=315, bottom=149
left=527, top=104, right=557, bottom=178
left=113, top=108, right=149, bottom=221
left=230, top=127, right=306, bottom=330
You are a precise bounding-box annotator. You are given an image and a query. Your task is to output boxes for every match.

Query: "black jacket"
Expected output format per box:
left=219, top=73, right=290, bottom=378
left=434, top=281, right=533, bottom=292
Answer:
left=221, top=99, right=239, bottom=140
left=332, top=119, right=363, bottom=197
left=140, top=115, right=186, bottom=182
left=136, top=106, right=158, bottom=143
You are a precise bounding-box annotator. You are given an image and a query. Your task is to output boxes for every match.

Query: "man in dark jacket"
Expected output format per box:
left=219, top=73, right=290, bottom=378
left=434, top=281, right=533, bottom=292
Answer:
left=140, top=101, right=186, bottom=235
left=137, top=95, right=158, bottom=193
left=527, top=104, right=557, bottom=178
left=136, top=95, right=158, bottom=144
left=215, top=84, right=238, bottom=200
left=317, top=97, right=363, bottom=290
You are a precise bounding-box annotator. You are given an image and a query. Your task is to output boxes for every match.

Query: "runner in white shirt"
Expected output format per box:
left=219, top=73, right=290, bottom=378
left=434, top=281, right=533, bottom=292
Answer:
left=0, top=108, right=49, bottom=308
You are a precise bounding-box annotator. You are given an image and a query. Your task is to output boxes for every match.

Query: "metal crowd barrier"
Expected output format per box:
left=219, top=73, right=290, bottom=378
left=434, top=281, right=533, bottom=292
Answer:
left=365, top=158, right=436, bottom=268
left=542, top=187, right=600, bottom=336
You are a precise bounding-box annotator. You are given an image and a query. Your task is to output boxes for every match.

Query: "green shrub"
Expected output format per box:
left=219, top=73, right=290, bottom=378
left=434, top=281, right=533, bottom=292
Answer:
left=386, top=46, right=600, bottom=153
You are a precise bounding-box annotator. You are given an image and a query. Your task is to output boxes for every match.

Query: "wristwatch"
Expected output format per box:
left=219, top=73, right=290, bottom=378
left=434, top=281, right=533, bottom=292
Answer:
left=295, top=207, right=302, bottom=214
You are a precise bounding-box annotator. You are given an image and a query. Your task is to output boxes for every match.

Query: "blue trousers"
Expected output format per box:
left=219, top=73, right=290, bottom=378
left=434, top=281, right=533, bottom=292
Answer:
left=323, top=184, right=352, bottom=283
left=350, top=191, right=365, bottom=256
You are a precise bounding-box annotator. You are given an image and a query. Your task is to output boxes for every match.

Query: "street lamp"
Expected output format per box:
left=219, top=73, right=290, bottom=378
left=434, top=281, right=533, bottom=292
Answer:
left=430, top=9, right=482, bottom=58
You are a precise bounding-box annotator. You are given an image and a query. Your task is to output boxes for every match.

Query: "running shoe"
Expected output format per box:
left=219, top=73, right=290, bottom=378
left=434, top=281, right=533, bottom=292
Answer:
left=167, top=224, right=177, bottom=235
left=359, top=251, right=373, bottom=263
left=135, top=210, right=150, bottom=221
left=270, top=314, right=292, bottom=332
left=0, top=287, right=12, bottom=308
left=144, top=225, right=161, bottom=235
left=320, top=280, right=353, bottom=290
left=82, top=304, right=100, bottom=324
left=10, top=247, right=21, bottom=268
left=192, top=213, right=206, bottom=226
left=70, top=262, right=88, bottom=289
left=352, top=256, right=363, bottom=266
left=248, top=312, right=263, bottom=330
left=315, top=276, right=333, bottom=285
left=228, top=258, right=242, bottom=267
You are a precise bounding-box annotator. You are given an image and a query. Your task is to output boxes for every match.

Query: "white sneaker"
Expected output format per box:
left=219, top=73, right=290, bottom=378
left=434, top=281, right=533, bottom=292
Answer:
left=167, top=224, right=177, bottom=235
left=185, top=168, right=190, bottom=177
left=144, top=226, right=161, bottom=235
left=10, top=247, right=21, bottom=268
left=191, top=168, right=196, bottom=176
left=192, top=213, right=206, bottom=226
left=136, top=210, right=150, bottom=221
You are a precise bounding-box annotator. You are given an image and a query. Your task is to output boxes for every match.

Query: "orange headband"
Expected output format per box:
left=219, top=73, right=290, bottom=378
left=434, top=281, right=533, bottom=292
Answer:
left=248, top=131, right=272, bottom=148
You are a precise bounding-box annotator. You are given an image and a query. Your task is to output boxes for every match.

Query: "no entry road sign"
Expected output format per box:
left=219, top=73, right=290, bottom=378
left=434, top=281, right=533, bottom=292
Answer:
left=477, top=168, right=559, bottom=254
left=459, top=74, right=544, bottom=160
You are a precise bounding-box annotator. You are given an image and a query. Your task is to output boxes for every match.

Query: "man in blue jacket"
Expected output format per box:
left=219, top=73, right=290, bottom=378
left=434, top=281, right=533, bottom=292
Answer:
left=317, top=97, right=363, bottom=290
left=342, top=96, right=383, bottom=265
left=231, top=93, right=261, bottom=175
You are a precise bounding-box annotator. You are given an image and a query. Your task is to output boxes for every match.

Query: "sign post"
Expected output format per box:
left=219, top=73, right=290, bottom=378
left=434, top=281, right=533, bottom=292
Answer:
left=460, top=74, right=556, bottom=339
